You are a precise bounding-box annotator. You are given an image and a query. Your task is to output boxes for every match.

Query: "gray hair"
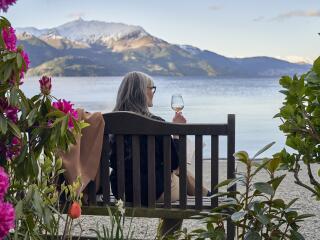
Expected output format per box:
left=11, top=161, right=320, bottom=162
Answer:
left=113, top=71, right=154, bottom=116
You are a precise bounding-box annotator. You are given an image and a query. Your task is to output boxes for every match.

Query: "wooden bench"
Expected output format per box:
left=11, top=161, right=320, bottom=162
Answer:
left=83, top=111, right=236, bottom=239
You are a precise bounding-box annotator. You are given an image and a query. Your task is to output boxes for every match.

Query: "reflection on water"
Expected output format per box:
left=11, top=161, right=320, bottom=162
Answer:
left=22, top=76, right=285, bottom=158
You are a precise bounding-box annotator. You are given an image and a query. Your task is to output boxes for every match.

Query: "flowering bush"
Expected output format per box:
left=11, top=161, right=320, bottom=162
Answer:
left=0, top=0, right=17, bottom=12
left=0, top=15, right=87, bottom=238
left=0, top=167, right=14, bottom=239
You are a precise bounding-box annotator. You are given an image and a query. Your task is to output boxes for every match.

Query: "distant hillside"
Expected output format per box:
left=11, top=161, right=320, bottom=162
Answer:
left=16, top=18, right=310, bottom=77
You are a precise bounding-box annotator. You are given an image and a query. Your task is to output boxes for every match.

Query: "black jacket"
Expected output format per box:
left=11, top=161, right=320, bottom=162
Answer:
left=109, top=115, right=179, bottom=206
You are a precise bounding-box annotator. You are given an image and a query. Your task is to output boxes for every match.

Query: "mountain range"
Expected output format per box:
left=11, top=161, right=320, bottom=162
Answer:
left=16, top=18, right=310, bottom=77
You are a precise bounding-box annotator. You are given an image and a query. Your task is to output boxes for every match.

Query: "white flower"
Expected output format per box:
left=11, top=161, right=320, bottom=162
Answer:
left=116, top=199, right=125, bottom=215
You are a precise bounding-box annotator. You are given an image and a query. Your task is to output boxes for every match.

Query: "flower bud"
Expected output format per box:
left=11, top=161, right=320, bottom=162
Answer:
left=68, top=202, right=81, bottom=219
left=39, top=76, right=52, bottom=95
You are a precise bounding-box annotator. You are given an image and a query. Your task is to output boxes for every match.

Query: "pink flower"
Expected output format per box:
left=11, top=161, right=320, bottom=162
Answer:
left=1, top=26, right=16, bottom=50
left=0, top=98, right=19, bottom=123
left=5, top=105, right=19, bottom=123
left=19, top=50, right=30, bottom=79
left=6, top=137, right=21, bottom=161
left=39, top=76, right=52, bottom=95
left=0, top=0, right=17, bottom=12
left=0, top=167, right=9, bottom=201
left=52, top=99, right=78, bottom=129
left=0, top=202, right=15, bottom=239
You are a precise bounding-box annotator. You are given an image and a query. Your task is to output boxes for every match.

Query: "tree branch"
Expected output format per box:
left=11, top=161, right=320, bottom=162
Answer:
left=306, top=162, right=320, bottom=189
left=293, top=162, right=319, bottom=196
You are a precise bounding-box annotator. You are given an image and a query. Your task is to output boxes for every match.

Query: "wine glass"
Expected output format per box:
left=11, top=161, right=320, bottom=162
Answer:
left=171, top=94, right=184, bottom=112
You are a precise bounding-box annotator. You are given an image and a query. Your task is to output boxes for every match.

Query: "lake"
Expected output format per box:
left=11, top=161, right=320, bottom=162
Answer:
left=22, top=76, right=286, bottom=158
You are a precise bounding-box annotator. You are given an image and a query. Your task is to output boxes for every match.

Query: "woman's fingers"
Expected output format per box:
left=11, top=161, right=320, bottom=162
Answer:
left=172, top=112, right=187, bottom=123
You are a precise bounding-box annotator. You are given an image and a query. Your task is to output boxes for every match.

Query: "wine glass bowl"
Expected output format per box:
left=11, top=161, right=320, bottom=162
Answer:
left=171, top=94, right=184, bottom=112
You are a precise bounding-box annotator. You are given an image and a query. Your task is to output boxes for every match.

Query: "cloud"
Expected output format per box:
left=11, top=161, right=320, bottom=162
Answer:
left=253, top=16, right=265, bottom=22
left=273, top=10, right=320, bottom=21
left=67, top=12, right=86, bottom=19
left=208, top=5, right=222, bottom=11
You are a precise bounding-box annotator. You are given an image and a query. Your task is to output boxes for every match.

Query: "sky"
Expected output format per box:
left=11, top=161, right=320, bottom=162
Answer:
left=3, top=0, right=320, bottom=63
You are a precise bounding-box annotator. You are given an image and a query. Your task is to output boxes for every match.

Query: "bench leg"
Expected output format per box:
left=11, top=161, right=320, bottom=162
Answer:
left=157, top=218, right=183, bottom=238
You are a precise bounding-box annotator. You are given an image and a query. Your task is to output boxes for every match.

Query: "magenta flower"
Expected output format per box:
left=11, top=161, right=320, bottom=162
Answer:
left=0, top=202, right=15, bottom=239
left=6, top=137, right=21, bottom=161
left=5, top=105, right=19, bottom=123
left=52, top=99, right=78, bottom=129
left=39, top=76, right=52, bottom=95
left=0, top=0, right=17, bottom=12
left=1, top=26, right=16, bottom=50
left=0, top=167, right=9, bottom=201
left=19, top=50, right=30, bottom=79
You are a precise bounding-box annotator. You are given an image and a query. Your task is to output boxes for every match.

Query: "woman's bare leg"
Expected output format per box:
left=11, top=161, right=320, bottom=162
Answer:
left=173, top=168, right=209, bottom=196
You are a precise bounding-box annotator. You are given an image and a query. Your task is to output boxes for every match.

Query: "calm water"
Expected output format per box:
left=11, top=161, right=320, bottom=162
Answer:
left=22, top=76, right=285, bottom=158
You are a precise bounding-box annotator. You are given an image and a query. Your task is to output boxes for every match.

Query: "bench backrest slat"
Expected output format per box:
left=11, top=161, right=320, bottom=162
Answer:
left=116, top=135, right=125, bottom=202
left=211, top=135, right=219, bottom=208
left=132, top=135, right=141, bottom=207
left=147, top=136, right=156, bottom=208
left=178, top=135, right=187, bottom=209
left=100, top=134, right=111, bottom=204
left=104, top=112, right=228, bottom=135
left=195, top=135, right=203, bottom=210
left=163, top=136, right=172, bottom=209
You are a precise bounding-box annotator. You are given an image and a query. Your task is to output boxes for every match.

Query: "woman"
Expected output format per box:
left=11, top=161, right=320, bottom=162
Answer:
left=109, top=71, right=209, bottom=206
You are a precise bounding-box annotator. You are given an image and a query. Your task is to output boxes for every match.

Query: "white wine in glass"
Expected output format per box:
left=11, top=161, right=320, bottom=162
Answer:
left=171, top=94, right=184, bottom=112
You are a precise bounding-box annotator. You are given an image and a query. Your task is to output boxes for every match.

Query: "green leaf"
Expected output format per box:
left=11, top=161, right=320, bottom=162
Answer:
left=294, top=214, right=315, bottom=220
left=51, top=116, right=66, bottom=127
left=266, top=156, right=281, bottom=173
left=0, top=114, right=8, bottom=134
left=231, top=211, right=246, bottom=222
left=256, top=214, right=269, bottom=225
left=9, top=87, right=19, bottom=106
left=244, top=231, right=261, bottom=240
left=272, top=199, right=286, bottom=209
left=46, top=110, right=65, bottom=118
left=279, top=75, right=292, bottom=88
left=8, top=121, right=21, bottom=138
left=268, top=174, right=286, bottom=191
left=253, top=182, right=274, bottom=195
left=234, top=151, right=249, bottom=165
left=252, top=142, right=275, bottom=159
left=312, top=56, right=320, bottom=76
left=3, top=64, right=12, bottom=82
left=214, top=179, right=234, bottom=190
left=16, top=52, right=23, bottom=69
left=287, top=198, right=299, bottom=208
left=60, top=116, right=68, bottom=136
left=290, top=230, right=305, bottom=240
left=252, top=158, right=272, bottom=176
left=27, top=108, right=38, bottom=127
left=14, top=200, right=24, bottom=220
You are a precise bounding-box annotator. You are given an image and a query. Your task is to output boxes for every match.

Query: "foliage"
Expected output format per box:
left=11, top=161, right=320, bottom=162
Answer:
left=89, top=199, right=136, bottom=240
left=275, top=57, right=320, bottom=200
left=172, top=143, right=313, bottom=240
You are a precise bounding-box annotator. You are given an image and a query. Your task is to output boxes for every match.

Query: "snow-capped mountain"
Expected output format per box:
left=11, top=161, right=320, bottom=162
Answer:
left=16, top=18, right=311, bottom=77
left=17, top=18, right=149, bottom=45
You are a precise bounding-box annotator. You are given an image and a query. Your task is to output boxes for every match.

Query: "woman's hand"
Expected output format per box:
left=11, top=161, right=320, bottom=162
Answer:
left=172, top=112, right=186, bottom=124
